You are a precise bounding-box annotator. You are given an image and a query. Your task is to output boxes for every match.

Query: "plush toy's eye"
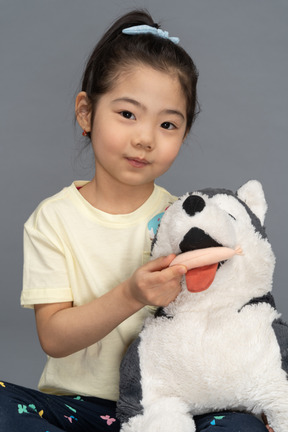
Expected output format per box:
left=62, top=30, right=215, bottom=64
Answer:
left=228, top=213, right=236, bottom=221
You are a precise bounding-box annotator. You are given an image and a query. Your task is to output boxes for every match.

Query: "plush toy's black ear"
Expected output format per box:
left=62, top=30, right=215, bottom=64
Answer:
left=237, top=180, right=267, bottom=225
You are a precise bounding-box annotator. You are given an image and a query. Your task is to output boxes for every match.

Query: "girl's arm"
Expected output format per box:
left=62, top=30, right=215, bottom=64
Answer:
left=34, top=255, right=186, bottom=358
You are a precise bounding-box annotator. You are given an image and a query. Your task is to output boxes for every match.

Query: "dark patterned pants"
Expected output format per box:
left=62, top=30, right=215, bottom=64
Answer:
left=0, top=381, right=267, bottom=431
left=0, top=381, right=120, bottom=432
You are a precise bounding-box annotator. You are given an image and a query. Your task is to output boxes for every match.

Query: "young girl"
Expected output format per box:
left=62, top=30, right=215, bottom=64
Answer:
left=0, top=9, right=271, bottom=432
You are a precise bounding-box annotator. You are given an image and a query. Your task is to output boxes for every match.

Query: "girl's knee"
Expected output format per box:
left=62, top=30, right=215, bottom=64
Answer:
left=0, top=383, right=14, bottom=428
left=0, top=381, right=10, bottom=406
left=194, top=411, right=267, bottom=432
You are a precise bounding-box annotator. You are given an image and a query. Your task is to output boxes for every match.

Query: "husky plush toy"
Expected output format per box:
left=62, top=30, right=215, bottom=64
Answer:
left=117, top=180, right=288, bottom=432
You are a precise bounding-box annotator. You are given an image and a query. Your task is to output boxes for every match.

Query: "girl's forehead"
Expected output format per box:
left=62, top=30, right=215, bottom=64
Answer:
left=107, top=64, right=186, bottom=110
left=115, top=63, right=179, bottom=86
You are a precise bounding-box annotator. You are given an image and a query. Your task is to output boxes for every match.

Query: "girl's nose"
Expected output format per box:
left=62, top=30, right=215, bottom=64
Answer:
left=132, top=126, right=154, bottom=151
left=136, top=141, right=152, bottom=150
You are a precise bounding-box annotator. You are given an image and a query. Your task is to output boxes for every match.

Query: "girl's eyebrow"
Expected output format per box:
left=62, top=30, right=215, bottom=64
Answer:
left=112, top=97, right=142, bottom=107
left=111, top=97, right=185, bottom=120
left=164, top=109, right=185, bottom=121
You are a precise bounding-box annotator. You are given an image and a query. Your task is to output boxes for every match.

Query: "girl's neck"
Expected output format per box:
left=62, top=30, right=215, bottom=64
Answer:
left=79, top=177, right=155, bottom=214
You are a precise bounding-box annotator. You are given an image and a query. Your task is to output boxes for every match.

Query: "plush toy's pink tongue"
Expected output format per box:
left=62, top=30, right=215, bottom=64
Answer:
left=185, top=263, right=218, bottom=292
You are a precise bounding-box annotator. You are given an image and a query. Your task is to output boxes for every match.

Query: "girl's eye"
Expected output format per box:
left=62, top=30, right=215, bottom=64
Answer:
left=120, top=111, right=136, bottom=120
left=161, top=121, right=176, bottom=130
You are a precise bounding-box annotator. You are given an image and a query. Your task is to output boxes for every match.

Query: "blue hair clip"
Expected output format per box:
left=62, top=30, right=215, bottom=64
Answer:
left=122, top=25, right=180, bottom=44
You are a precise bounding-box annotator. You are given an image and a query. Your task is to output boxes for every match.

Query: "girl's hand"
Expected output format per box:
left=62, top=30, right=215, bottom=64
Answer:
left=126, top=254, right=187, bottom=308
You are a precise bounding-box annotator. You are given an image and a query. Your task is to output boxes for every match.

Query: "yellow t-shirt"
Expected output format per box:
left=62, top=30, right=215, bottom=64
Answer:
left=21, top=181, right=176, bottom=400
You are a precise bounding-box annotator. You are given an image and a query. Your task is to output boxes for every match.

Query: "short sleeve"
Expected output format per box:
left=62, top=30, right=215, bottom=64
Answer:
left=21, top=208, right=73, bottom=309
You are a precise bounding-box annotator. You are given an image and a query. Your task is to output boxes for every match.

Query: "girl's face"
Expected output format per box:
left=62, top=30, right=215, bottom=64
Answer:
left=78, top=64, right=187, bottom=191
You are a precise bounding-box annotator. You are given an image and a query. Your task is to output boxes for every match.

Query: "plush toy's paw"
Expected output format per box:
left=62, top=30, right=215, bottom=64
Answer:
left=120, top=398, right=195, bottom=432
left=120, top=414, right=195, bottom=432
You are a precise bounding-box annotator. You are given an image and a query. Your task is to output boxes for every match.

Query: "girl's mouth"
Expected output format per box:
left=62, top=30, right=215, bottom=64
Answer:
left=126, top=157, right=150, bottom=168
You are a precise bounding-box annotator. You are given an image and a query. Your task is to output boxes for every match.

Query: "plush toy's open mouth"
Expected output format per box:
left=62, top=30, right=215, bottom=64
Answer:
left=170, top=228, right=242, bottom=293
left=180, top=227, right=222, bottom=293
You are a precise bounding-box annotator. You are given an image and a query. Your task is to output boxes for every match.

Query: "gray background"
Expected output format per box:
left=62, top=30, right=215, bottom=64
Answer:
left=1, top=0, right=287, bottom=389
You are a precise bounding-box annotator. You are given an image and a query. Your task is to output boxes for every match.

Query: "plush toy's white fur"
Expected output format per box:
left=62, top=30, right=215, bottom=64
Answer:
left=118, top=181, right=288, bottom=432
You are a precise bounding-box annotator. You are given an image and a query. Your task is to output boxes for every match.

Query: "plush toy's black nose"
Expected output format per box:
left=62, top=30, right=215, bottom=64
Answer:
left=182, top=195, right=205, bottom=216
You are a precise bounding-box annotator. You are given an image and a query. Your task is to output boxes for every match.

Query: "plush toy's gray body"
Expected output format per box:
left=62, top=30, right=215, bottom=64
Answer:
left=117, top=181, right=288, bottom=432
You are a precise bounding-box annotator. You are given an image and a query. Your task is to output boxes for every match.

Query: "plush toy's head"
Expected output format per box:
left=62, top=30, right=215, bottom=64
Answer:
left=151, top=180, right=275, bottom=309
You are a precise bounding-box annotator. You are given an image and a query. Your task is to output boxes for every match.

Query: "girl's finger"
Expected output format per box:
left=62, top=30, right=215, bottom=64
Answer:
left=162, top=263, right=187, bottom=279
left=145, top=254, right=177, bottom=271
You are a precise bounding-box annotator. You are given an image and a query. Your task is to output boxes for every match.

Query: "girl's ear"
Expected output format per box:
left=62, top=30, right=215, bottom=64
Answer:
left=75, top=92, right=92, bottom=132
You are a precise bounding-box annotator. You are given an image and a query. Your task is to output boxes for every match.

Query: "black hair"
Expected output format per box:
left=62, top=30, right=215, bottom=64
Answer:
left=81, top=9, right=199, bottom=137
